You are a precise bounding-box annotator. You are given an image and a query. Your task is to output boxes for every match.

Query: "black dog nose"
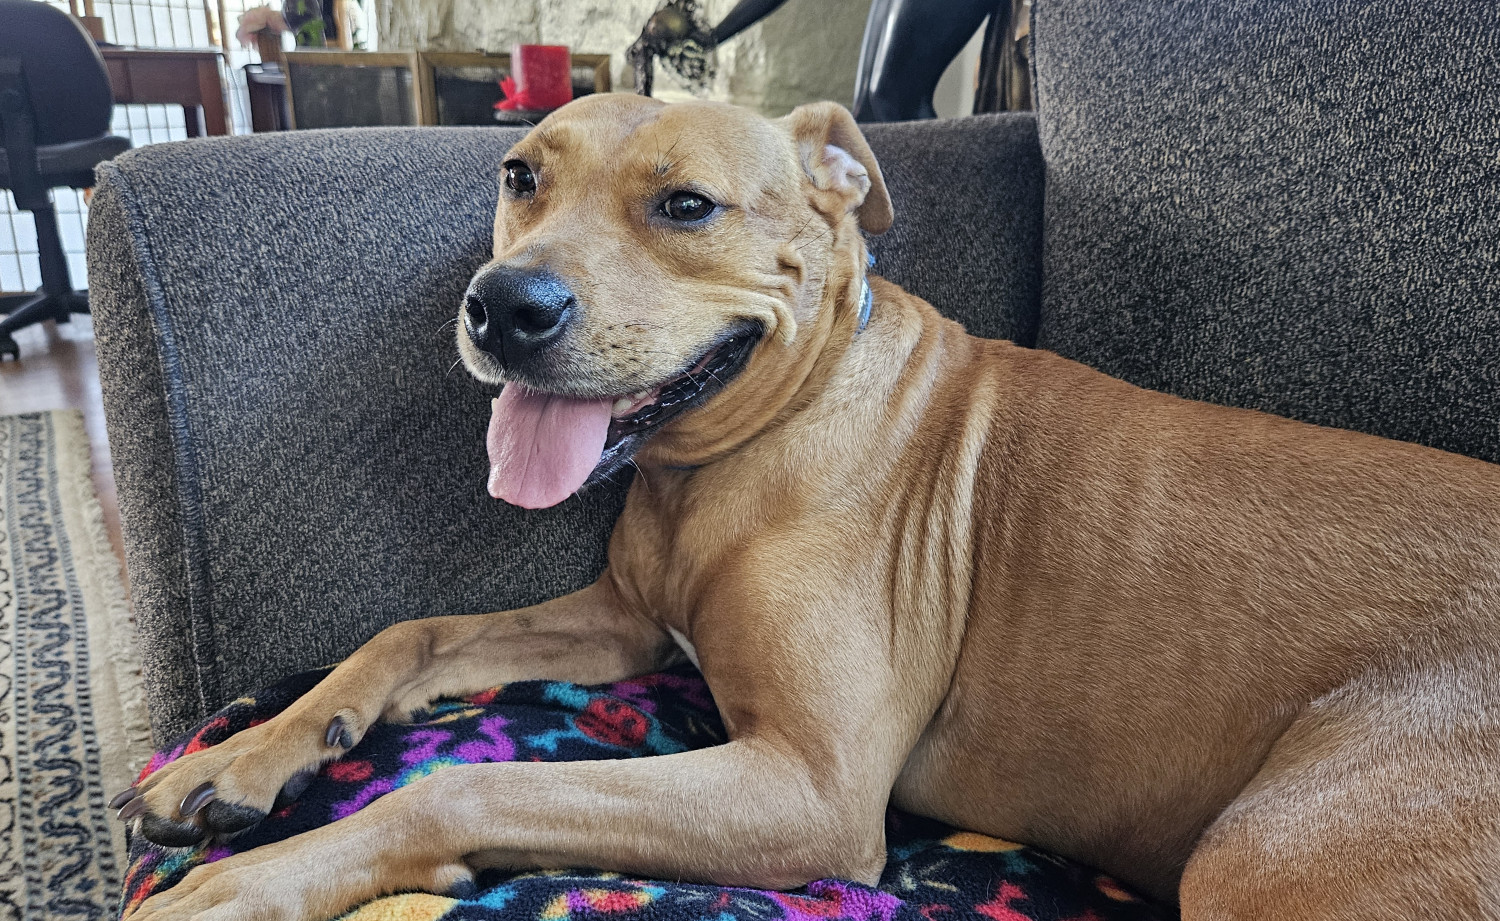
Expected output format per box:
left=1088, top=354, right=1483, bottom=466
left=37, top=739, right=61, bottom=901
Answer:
left=462, top=266, right=576, bottom=366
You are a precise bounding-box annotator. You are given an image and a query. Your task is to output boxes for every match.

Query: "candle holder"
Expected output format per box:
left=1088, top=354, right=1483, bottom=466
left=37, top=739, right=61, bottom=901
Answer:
left=496, top=45, right=572, bottom=113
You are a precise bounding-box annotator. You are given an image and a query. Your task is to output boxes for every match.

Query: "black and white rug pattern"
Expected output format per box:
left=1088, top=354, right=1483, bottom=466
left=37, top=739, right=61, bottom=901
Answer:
left=0, top=411, right=149, bottom=921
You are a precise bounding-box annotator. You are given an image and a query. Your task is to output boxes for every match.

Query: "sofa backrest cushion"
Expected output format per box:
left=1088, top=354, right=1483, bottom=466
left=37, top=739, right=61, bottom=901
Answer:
left=1033, top=0, right=1500, bottom=463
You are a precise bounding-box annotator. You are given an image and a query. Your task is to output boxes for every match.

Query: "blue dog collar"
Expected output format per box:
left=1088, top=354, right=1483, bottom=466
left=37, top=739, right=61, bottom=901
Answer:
left=857, top=250, right=875, bottom=333
left=857, top=278, right=873, bottom=332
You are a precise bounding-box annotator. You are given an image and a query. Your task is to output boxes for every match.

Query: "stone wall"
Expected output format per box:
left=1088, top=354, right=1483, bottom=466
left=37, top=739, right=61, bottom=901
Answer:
left=374, top=0, right=873, bottom=115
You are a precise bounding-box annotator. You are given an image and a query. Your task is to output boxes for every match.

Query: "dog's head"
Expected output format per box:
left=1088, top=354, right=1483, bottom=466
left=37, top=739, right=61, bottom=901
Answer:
left=457, top=94, right=891, bottom=508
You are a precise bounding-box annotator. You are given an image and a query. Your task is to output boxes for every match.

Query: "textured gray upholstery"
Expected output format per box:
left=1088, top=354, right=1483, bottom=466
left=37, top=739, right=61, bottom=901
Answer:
left=88, top=120, right=1045, bottom=742
left=867, top=114, right=1043, bottom=345
left=91, top=127, right=620, bottom=742
left=1033, top=0, right=1500, bottom=463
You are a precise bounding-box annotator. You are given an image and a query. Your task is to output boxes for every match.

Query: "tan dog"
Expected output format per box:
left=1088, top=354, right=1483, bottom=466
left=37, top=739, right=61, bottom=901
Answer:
left=120, top=95, right=1500, bottom=921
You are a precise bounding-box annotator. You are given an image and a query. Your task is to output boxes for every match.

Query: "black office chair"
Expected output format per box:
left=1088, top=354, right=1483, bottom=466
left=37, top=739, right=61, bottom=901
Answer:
left=0, top=0, right=129, bottom=359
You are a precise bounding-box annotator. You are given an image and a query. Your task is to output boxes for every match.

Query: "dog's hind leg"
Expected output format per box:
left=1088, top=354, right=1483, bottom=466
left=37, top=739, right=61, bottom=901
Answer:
left=117, top=578, right=675, bottom=846
left=1180, top=644, right=1500, bottom=921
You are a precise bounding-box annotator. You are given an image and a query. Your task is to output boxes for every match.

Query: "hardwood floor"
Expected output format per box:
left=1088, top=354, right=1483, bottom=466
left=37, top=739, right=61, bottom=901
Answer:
left=0, top=316, right=128, bottom=589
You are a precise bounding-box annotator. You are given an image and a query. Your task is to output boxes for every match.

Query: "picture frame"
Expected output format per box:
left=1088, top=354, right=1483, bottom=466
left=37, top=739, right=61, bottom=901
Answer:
left=416, top=52, right=612, bottom=127
left=283, top=50, right=425, bottom=129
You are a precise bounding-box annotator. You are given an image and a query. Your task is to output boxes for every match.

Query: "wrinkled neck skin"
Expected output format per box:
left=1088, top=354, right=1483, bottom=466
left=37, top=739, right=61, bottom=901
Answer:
left=632, top=217, right=873, bottom=472
left=605, top=214, right=963, bottom=647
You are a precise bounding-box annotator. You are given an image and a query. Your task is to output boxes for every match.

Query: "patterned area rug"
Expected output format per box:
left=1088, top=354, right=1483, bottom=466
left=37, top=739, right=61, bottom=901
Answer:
left=0, top=411, right=152, bottom=920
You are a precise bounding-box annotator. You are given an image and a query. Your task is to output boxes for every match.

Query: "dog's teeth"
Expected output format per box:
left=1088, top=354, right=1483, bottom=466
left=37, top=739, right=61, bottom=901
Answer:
left=612, top=397, right=633, bottom=414
left=632, top=391, right=649, bottom=400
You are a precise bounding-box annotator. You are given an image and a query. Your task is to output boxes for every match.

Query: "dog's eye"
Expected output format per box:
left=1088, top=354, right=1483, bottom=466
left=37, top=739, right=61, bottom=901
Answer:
left=503, top=160, right=537, bottom=196
left=661, top=191, right=716, bottom=223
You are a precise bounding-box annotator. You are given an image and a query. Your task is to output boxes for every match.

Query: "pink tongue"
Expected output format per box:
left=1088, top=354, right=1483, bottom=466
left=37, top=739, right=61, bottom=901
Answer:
left=486, top=384, right=613, bottom=509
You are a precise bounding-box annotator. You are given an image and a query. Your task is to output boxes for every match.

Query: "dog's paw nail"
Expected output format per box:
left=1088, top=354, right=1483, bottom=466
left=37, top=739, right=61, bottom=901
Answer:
left=325, top=714, right=354, bottom=750
left=118, top=796, right=148, bottom=821
left=201, top=798, right=266, bottom=835
left=179, top=782, right=216, bottom=818
left=447, top=877, right=479, bottom=900
left=272, top=769, right=317, bottom=810
left=108, top=786, right=138, bottom=809
left=139, top=813, right=207, bottom=848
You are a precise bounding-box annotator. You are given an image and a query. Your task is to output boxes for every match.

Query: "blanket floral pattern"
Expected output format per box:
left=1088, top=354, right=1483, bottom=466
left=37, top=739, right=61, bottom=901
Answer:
left=119, top=664, right=1174, bottom=921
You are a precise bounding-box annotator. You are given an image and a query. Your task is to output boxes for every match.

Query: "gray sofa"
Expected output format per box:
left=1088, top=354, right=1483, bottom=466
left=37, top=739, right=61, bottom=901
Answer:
left=89, top=0, right=1499, bottom=745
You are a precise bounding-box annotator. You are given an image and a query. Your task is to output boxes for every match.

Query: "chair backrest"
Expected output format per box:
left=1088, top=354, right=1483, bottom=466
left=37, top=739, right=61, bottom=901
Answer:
left=0, top=0, right=114, bottom=146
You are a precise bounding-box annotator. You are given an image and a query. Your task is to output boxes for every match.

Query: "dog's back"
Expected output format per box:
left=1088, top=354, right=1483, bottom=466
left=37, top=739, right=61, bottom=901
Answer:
left=873, top=283, right=1500, bottom=904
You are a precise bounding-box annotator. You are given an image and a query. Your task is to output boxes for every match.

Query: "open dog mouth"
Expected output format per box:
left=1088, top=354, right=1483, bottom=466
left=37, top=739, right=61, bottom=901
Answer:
left=604, top=326, right=760, bottom=450
left=485, top=324, right=762, bottom=509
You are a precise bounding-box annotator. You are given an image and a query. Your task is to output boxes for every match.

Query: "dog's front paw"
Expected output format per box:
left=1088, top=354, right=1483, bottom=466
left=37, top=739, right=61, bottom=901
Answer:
left=111, top=709, right=365, bottom=847
left=127, top=819, right=472, bottom=921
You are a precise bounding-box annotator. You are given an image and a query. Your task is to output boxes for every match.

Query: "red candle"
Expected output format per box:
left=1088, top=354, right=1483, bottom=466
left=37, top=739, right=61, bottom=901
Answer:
left=512, top=44, right=572, bottom=111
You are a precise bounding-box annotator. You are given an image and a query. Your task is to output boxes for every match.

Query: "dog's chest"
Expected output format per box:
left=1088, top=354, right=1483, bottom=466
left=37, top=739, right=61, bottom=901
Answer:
left=667, top=626, right=700, bottom=667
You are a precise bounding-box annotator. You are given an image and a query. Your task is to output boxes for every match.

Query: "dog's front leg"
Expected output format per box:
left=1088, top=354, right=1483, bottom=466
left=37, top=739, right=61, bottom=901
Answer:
left=131, top=739, right=887, bottom=921
left=118, top=578, right=673, bottom=846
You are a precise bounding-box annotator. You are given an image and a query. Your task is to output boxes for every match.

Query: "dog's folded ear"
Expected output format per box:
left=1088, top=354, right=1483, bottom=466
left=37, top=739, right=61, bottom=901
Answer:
left=781, top=101, right=894, bottom=235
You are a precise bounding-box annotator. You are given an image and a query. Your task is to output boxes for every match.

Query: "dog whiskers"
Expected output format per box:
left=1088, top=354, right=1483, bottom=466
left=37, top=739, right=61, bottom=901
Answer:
left=654, top=136, right=684, bottom=176
left=628, top=459, right=651, bottom=495
left=605, top=321, right=671, bottom=332
left=787, top=215, right=819, bottom=248
left=612, top=346, right=680, bottom=359
left=796, top=226, right=833, bottom=252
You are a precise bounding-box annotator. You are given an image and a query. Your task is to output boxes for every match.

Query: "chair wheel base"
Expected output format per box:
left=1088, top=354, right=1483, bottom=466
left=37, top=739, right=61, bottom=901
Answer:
left=0, top=334, right=19, bottom=360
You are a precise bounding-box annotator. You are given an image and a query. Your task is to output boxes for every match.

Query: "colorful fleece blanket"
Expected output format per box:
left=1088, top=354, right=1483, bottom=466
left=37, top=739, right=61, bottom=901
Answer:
left=119, top=664, right=1174, bottom=921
